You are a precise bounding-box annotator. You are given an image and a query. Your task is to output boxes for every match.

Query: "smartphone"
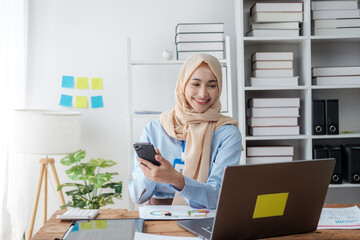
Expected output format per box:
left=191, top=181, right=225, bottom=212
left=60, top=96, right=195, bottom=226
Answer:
left=133, top=142, right=161, bottom=166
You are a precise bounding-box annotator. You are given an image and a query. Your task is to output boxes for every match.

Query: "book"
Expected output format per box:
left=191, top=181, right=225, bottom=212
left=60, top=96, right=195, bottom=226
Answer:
left=314, top=19, right=360, bottom=28
left=248, top=117, right=298, bottom=127
left=249, top=98, right=300, bottom=108
left=252, top=69, right=294, bottom=77
left=250, top=77, right=299, bottom=87
left=249, top=126, right=300, bottom=136
left=250, top=2, right=303, bottom=15
left=313, top=76, right=360, bottom=85
left=176, top=23, right=224, bottom=33
left=252, top=61, right=293, bottom=69
left=311, top=0, right=359, bottom=10
left=251, top=22, right=300, bottom=30
left=177, top=51, right=224, bottom=60
left=248, top=107, right=300, bottom=117
left=313, top=66, right=360, bottom=77
left=247, top=145, right=294, bottom=156
left=252, top=52, right=293, bottom=61
left=176, top=42, right=224, bottom=51
left=312, top=10, right=360, bottom=20
left=175, top=33, right=224, bottom=43
left=314, top=27, right=360, bottom=36
left=247, top=156, right=293, bottom=164
left=247, top=29, right=299, bottom=37
left=250, top=12, right=303, bottom=23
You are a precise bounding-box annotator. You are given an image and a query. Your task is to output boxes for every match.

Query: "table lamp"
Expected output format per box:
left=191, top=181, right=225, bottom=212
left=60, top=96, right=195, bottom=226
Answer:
left=13, top=109, right=81, bottom=240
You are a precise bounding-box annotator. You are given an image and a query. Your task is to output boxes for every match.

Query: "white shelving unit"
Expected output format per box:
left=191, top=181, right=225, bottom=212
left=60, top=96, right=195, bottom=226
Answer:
left=235, top=0, right=360, bottom=199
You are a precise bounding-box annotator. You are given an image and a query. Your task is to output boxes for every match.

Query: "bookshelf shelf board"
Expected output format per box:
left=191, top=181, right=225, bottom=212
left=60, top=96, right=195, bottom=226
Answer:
left=329, top=183, right=360, bottom=189
left=310, top=36, right=360, bottom=42
left=245, top=86, right=308, bottom=91
left=131, top=59, right=227, bottom=66
left=312, top=85, right=360, bottom=90
left=245, top=135, right=308, bottom=141
left=311, top=133, right=360, bottom=139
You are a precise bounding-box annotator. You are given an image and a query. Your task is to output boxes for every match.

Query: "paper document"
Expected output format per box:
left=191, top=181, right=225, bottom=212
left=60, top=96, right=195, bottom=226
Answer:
left=317, top=206, right=360, bottom=229
left=134, top=232, right=200, bottom=240
left=139, top=205, right=215, bottom=220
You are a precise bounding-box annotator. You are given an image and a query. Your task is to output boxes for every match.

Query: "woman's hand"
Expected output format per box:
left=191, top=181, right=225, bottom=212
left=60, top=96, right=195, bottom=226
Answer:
left=138, top=148, right=185, bottom=190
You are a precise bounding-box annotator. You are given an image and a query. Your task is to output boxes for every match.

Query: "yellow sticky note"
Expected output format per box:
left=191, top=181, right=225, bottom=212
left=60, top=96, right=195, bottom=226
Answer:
left=253, top=192, right=289, bottom=219
left=75, top=96, right=88, bottom=108
left=94, top=220, right=107, bottom=229
left=80, top=221, right=93, bottom=230
left=91, top=78, right=103, bottom=90
left=76, top=77, right=89, bottom=89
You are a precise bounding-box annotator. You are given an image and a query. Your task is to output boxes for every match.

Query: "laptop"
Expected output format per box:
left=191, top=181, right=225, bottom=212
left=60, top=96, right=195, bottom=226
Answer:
left=177, top=158, right=335, bottom=240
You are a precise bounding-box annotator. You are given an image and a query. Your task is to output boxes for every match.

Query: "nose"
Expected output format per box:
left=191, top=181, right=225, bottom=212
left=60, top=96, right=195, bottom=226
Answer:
left=199, top=86, right=208, bottom=98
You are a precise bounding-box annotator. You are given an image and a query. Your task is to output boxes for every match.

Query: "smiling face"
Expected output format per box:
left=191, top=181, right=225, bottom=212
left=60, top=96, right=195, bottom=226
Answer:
left=184, top=62, right=219, bottom=113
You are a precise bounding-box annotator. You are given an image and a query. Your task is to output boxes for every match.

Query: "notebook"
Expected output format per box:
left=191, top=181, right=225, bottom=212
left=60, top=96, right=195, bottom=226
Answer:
left=177, top=158, right=335, bottom=240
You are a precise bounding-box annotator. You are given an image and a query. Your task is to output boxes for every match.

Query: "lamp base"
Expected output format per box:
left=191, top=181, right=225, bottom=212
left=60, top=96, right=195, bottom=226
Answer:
left=26, top=158, right=66, bottom=240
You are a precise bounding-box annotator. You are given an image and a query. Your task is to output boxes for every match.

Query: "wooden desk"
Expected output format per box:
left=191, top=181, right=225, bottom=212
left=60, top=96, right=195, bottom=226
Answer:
left=33, top=204, right=360, bottom=240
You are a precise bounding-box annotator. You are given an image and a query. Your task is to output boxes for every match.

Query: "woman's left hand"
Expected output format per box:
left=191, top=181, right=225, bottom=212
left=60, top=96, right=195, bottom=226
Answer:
left=138, top=148, right=185, bottom=190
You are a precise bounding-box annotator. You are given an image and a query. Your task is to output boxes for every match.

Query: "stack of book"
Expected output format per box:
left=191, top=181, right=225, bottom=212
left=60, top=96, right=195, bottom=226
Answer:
left=312, top=66, right=360, bottom=85
left=175, top=23, right=224, bottom=60
left=312, top=0, right=360, bottom=36
left=247, top=97, right=300, bottom=136
left=247, top=145, right=294, bottom=164
left=247, top=2, right=303, bottom=37
left=250, top=52, right=299, bottom=87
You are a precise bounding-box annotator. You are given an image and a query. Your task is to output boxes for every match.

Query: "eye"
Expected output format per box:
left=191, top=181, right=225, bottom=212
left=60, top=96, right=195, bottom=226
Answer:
left=192, top=83, right=200, bottom=87
left=208, top=84, right=217, bottom=88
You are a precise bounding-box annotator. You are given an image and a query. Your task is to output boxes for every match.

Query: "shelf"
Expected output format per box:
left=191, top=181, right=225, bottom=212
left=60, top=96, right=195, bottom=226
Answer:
left=312, top=133, right=360, bottom=140
left=329, top=183, right=360, bottom=189
left=312, top=85, right=360, bottom=90
left=243, top=36, right=307, bottom=44
left=245, top=86, right=308, bottom=91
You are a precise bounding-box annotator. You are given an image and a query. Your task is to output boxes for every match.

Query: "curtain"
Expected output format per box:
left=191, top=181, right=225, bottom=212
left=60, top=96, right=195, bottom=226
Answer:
left=0, top=0, right=29, bottom=239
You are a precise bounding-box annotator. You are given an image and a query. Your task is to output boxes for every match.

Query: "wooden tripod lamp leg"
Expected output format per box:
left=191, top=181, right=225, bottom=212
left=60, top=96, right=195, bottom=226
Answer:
left=48, top=159, right=66, bottom=205
left=27, top=161, right=46, bottom=240
left=43, top=165, right=48, bottom=225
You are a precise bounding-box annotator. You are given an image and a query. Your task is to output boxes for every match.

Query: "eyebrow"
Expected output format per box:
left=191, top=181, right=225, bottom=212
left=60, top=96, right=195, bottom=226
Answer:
left=191, top=78, right=217, bottom=83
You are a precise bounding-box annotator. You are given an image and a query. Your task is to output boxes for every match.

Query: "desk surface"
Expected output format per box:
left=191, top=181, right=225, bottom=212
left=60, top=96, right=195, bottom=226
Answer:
left=33, top=204, right=360, bottom=240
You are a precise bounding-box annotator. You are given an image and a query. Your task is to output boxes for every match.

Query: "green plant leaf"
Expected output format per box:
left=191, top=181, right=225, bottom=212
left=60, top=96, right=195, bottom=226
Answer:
left=57, top=182, right=85, bottom=191
left=60, top=150, right=86, bottom=166
left=66, top=164, right=96, bottom=181
left=89, top=158, right=117, bottom=168
left=93, top=173, right=112, bottom=188
left=101, top=182, right=122, bottom=194
left=74, top=150, right=86, bottom=162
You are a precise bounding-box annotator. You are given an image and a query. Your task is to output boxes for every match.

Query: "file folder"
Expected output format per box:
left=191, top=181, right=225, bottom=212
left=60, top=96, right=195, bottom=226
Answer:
left=312, top=100, right=325, bottom=135
left=325, top=99, right=339, bottom=135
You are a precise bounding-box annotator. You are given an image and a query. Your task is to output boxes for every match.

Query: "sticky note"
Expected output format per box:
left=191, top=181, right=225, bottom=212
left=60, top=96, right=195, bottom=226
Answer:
left=59, top=94, right=72, bottom=107
left=80, top=221, right=93, bottom=230
left=75, top=96, right=88, bottom=108
left=253, top=192, right=289, bottom=219
left=94, top=220, right=107, bottom=229
left=91, top=78, right=103, bottom=90
left=71, top=223, right=79, bottom=232
left=62, top=76, right=74, bottom=88
left=76, top=77, right=89, bottom=89
left=91, top=96, right=104, bottom=108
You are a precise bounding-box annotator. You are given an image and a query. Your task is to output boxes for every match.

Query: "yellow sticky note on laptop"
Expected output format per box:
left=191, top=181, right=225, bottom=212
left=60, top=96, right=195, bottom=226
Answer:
left=91, top=78, right=103, bottom=90
left=253, top=192, right=289, bottom=219
left=76, top=77, right=89, bottom=89
left=80, top=221, right=93, bottom=230
left=94, top=220, right=107, bottom=229
left=75, top=96, right=88, bottom=108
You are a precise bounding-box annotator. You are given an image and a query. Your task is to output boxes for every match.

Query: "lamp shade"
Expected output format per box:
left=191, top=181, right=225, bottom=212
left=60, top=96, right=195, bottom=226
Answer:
left=13, top=109, right=82, bottom=155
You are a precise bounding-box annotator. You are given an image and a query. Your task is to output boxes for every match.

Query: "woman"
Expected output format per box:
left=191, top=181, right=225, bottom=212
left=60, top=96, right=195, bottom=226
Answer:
left=128, top=53, right=242, bottom=209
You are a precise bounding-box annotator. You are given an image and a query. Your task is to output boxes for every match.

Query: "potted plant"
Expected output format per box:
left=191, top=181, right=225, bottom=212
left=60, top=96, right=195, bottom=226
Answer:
left=57, top=150, right=122, bottom=209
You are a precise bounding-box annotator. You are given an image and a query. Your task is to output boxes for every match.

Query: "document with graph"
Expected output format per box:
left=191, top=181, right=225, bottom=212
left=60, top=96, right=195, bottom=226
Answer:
left=317, top=206, right=360, bottom=229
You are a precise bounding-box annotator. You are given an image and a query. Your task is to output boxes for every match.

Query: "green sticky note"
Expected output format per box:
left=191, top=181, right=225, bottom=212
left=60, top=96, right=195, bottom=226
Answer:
left=80, top=221, right=93, bottom=230
left=253, top=192, right=289, bottom=219
left=94, top=220, right=107, bottom=229
left=75, top=96, right=88, bottom=108
left=91, top=78, right=103, bottom=90
left=76, top=77, right=89, bottom=89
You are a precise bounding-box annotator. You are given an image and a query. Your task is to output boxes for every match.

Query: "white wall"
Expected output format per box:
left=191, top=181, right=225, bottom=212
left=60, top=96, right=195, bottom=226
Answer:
left=26, top=0, right=236, bottom=234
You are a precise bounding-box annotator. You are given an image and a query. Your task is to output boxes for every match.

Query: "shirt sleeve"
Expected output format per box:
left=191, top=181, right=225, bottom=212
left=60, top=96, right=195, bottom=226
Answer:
left=175, top=125, right=242, bottom=209
left=128, top=125, right=157, bottom=204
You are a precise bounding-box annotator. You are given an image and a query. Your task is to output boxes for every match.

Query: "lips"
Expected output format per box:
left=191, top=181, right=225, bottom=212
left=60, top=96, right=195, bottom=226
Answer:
left=194, top=98, right=210, bottom=105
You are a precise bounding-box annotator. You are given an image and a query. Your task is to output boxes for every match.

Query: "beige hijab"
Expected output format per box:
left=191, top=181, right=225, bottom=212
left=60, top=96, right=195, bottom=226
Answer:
left=160, top=53, right=238, bottom=205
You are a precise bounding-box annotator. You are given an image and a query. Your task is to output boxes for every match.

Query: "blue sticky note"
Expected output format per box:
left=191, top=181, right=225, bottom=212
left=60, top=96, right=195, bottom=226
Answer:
left=62, top=76, right=74, bottom=88
left=60, top=94, right=72, bottom=107
left=91, top=96, right=104, bottom=108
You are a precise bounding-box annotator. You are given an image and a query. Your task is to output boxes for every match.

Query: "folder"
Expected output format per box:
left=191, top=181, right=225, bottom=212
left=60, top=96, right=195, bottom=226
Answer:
left=312, top=100, right=325, bottom=135
left=343, top=145, right=360, bottom=184
left=313, top=145, right=328, bottom=159
left=328, top=146, right=342, bottom=184
left=325, top=99, right=339, bottom=135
